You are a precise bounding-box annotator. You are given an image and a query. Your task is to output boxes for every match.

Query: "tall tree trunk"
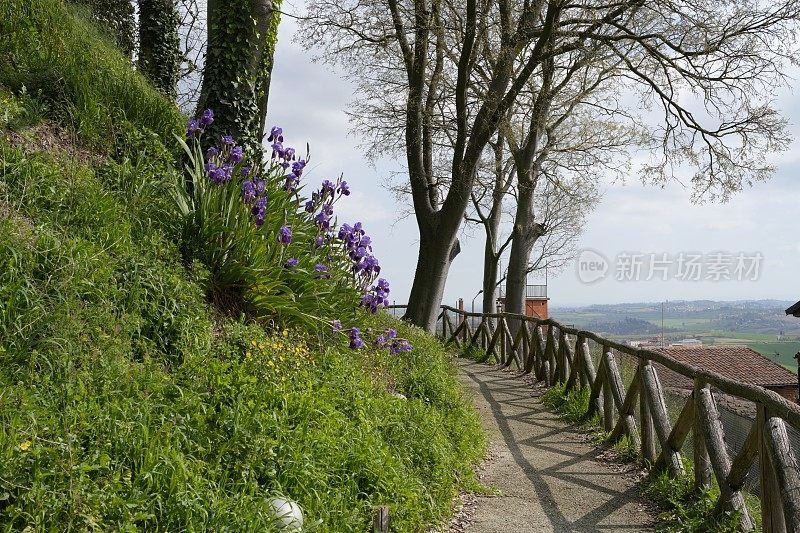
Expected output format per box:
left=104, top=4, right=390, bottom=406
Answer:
left=403, top=202, right=461, bottom=333
left=481, top=194, right=503, bottom=314
left=505, top=175, right=544, bottom=320
left=196, top=0, right=281, bottom=153
left=403, top=215, right=461, bottom=332
left=481, top=245, right=500, bottom=314
left=480, top=135, right=511, bottom=315
left=505, top=54, right=553, bottom=329
left=138, top=0, right=180, bottom=99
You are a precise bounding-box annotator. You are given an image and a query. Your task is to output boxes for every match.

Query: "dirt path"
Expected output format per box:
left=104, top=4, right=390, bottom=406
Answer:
left=453, top=360, right=656, bottom=533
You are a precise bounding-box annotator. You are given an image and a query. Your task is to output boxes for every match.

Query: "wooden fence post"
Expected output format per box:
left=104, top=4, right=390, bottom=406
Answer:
left=695, top=387, right=754, bottom=530
left=642, top=362, right=685, bottom=478
left=693, top=379, right=712, bottom=491
left=602, top=346, right=615, bottom=432
left=759, top=403, right=786, bottom=533
left=373, top=506, right=389, bottom=533
left=764, top=411, right=800, bottom=531
left=639, top=357, right=656, bottom=463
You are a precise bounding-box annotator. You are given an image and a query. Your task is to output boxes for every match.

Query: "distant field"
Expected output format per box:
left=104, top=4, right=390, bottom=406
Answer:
left=699, top=331, right=781, bottom=342
left=552, top=301, right=800, bottom=373
left=745, top=342, right=800, bottom=372
left=658, top=318, right=716, bottom=329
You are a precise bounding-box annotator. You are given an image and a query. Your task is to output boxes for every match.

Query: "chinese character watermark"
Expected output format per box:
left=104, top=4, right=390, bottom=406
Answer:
left=576, top=250, right=762, bottom=283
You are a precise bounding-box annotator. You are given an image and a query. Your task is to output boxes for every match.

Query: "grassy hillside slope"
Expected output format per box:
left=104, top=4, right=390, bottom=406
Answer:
left=0, top=1, right=484, bottom=530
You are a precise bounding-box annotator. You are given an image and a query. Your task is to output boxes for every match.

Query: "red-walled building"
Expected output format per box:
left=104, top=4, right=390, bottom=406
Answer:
left=496, top=284, right=549, bottom=319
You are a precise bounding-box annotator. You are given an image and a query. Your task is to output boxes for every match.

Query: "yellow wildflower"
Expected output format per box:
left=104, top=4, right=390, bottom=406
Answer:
left=282, top=329, right=288, bottom=337
left=19, top=440, right=31, bottom=451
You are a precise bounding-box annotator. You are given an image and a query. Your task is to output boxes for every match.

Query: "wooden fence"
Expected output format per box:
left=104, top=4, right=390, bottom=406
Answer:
left=399, top=304, right=800, bottom=532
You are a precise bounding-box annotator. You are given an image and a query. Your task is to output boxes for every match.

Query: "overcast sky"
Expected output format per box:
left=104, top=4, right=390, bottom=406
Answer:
left=266, top=11, right=800, bottom=309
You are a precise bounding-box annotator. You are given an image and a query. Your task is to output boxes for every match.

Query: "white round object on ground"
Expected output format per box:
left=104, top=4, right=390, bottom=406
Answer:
left=267, top=497, right=304, bottom=531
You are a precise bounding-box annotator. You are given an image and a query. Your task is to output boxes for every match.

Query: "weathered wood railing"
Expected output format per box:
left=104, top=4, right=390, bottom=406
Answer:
left=392, top=304, right=800, bottom=532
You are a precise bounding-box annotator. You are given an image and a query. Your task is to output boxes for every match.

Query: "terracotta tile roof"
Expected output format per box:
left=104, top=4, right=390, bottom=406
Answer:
left=652, top=346, right=797, bottom=388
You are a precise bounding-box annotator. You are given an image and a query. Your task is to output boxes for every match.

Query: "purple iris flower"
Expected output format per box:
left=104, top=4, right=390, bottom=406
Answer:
left=292, top=160, right=306, bottom=177
left=349, top=328, right=364, bottom=350
left=222, top=135, right=234, bottom=146
left=390, top=340, right=413, bottom=354
left=278, top=225, right=292, bottom=245
left=221, top=164, right=233, bottom=182
left=200, top=109, right=214, bottom=127
left=338, top=181, right=350, bottom=195
left=338, top=224, right=352, bottom=240
left=332, top=320, right=343, bottom=331
left=268, top=126, right=283, bottom=142
left=284, top=257, right=299, bottom=268
left=251, top=197, right=267, bottom=226
left=314, top=211, right=330, bottom=230
left=271, top=141, right=284, bottom=159
left=187, top=119, right=200, bottom=137
left=314, top=235, right=325, bottom=248
left=242, top=180, right=256, bottom=204
left=229, top=145, right=243, bottom=163
left=283, top=175, right=298, bottom=192
left=386, top=327, right=397, bottom=339
left=321, top=180, right=335, bottom=195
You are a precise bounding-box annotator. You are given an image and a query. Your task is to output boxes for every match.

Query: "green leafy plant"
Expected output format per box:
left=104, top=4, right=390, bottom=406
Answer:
left=644, top=468, right=742, bottom=532
left=170, top=117, right=389, bottom=330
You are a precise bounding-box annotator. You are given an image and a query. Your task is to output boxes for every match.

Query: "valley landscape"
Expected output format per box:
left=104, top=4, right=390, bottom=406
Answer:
left=552, top=300, right=800, bottom=371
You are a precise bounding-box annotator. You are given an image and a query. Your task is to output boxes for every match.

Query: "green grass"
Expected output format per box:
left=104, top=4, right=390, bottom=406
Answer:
left=643, top=468, right=743, bottom=532
left=0, top=117, right=485, bottom=532
left=0, top=0, right=183, bottom=154
left=0, top=2, right=487, bottom=530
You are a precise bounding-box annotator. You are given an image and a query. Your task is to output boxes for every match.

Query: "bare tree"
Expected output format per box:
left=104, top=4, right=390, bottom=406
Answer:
left=175, top=0, right=207, bottom=111
left=302, top=0, right=798, bottom=334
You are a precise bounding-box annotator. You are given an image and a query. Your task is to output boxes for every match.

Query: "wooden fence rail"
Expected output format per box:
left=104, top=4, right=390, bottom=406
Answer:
left=389, top=304, right=800, bottom=532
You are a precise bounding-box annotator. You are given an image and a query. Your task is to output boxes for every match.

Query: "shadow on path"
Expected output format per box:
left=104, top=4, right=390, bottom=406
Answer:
left=457, top=360, right=655, bottom=533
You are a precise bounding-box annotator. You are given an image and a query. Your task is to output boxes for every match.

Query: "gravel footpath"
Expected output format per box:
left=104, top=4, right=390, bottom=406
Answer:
left=444, top=360, right=657, bottom=533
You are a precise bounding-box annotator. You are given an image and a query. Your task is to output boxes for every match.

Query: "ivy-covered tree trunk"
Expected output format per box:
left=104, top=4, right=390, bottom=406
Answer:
left=196, top=0, right=282, bottom=153
left=138, top=0, right=180, bottom=99
left=75, top=0, right=136, bottom=58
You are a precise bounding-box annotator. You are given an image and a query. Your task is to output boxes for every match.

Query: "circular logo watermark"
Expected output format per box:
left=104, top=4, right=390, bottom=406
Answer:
left=576, top=249, right=609, bottom=283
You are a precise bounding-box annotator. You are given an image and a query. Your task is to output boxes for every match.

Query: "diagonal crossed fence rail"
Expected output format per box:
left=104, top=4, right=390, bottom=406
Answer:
left=390, top=304, right=800, bottom=532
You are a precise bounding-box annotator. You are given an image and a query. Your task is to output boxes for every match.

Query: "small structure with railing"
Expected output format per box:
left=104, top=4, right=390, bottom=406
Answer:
left=496, top=284, right=549, bottom=319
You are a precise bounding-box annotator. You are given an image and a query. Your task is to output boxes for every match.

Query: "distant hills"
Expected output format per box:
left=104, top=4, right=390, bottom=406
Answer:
left=551, top=299, right=800, bottom=370
left=552, top=299, right=800, bottom=336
